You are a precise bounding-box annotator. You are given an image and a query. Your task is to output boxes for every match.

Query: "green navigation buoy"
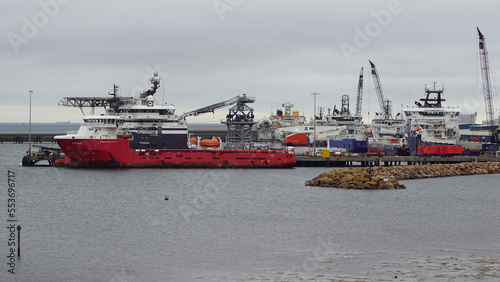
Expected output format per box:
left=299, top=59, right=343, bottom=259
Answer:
left=165, top=195, right=169, bottom=200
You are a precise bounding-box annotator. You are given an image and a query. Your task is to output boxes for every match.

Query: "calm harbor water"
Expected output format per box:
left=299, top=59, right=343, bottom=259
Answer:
left=1, top=143, right=499, bottom=281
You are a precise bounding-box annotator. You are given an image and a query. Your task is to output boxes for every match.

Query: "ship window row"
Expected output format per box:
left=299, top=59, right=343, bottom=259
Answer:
left=117, top=109, right=175, bottom=115
left=83, top=118, right=120, bottom=124
left=405, top=111, right=460, bottom=117
left=124, top=119, right=179, bottom=123
left=374, top=121, right=404, bottom=125
left=420, top=124, right=444, bottom=129
left=125, top=127, right=160, bottom=131
left=420, top=112, right=446, bottom=116
left=142, top=143, right=167, bottom=149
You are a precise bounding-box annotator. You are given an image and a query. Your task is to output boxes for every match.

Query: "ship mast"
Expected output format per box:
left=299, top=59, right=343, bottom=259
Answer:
left=283, top=102, right=293, bottom=116
left=341, top=94, right=350, bottom=114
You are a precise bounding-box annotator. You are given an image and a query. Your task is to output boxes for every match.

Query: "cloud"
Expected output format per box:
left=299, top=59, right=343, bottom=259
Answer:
left=1, top=0, right=500, bottom=122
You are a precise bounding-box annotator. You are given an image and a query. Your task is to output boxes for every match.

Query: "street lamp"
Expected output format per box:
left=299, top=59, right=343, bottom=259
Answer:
left=311, top=92, right=319, bottom=156
left=28, top=90, right=33, bottom=156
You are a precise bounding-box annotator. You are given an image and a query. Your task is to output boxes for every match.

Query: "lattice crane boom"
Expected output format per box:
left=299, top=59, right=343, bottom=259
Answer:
left=355, top=67, right=363, bottom=116
left=182, top=94, right=255, bottom=119
left=477, top=27, right=497, bottom=142
left=369, top=60, right=391, bottom=118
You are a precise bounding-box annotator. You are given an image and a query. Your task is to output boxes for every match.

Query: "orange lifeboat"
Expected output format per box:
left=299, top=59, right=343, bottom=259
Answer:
left=199, top=137, right=220, bottom=147
left=190, top=137, right=198, bottom=145
left=283, top=133, right=308, bottom=146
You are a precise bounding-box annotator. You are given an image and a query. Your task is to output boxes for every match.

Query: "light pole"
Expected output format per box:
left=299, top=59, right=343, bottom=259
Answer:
left=311, top=92, right=319, bottom=156
left=29, top=90, right=33, bottom=156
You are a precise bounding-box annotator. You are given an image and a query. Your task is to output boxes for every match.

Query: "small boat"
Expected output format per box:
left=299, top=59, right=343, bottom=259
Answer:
left=116, top=134, right=131, bottom=139
left=283, top=133, right=308, bottom=146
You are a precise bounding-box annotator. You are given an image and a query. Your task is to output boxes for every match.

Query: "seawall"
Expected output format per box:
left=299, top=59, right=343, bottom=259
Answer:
left=305, top=162, right=500, bottom=189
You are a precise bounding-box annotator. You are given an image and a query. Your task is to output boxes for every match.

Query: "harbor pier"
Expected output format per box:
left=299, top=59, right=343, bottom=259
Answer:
left=295, top=155, right=499, bottom=167
left=0, top=134, right=56, bottom=143
left=21, top=145, right=65, bottom=166
left=19, top=153, right=500, bottom=167
left=5, top=133, right=498, bottom=167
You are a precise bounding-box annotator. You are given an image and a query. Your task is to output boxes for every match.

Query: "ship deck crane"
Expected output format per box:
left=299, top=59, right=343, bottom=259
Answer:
left=183, top=94, right=256, bottom=149
left=477, top=27, right=498, bottom=143
left=59, top=72, right=162, bottom=115
left=182, top=94, right=255, bottom=119
left=369, top=60, right=392, bottom=119
left=355, top=67, right=363, bottom=116
left=139, top=72, right=161, bottom=98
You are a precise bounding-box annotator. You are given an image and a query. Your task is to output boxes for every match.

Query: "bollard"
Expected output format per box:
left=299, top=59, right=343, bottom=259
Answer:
left=17, top=225, right=21, bottom=258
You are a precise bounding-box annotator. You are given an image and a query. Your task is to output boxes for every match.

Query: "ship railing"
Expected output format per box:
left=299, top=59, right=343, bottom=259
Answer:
left=66, top=131, right=79, bottom=135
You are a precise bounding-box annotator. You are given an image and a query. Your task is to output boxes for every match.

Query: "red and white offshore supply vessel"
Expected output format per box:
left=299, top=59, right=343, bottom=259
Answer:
left=54, top=73, right=295, bottom=168
left=268, top=102, right=309, bottom=146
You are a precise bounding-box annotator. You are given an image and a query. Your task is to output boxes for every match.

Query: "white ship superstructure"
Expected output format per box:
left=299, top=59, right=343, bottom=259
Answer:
left=322, top=95, right=369, bottom=152
left=370, top=118, right=406, bottom=147
left=269, top=102, right=307, bottom=128
left=367, top=60, right=407, bottom=154
left=403, top=83, right=461, bottom=155
left=56, top=114, right=123, bottom=140
left=56, top=73, right=189, bottom=149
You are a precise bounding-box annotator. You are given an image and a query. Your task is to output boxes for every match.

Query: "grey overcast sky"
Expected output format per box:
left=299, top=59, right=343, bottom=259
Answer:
left=2, top=0, right=500, bottom=123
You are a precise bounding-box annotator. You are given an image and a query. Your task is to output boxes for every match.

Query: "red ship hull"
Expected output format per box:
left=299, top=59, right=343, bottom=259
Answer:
left=55, top=139, right=296, bottom=168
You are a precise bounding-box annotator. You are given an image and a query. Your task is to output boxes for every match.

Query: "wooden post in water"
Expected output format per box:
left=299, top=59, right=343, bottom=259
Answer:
left=28, top=90, right=33, bottom=157
left=17, top=225, right=21, bottom=258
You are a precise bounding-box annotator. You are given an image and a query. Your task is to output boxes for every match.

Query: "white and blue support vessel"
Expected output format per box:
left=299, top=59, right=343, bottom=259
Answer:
left=403, top=83, right=461, bottom=156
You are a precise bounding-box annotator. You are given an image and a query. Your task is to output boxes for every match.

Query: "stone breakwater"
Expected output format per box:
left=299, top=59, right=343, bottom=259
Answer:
left=305, top=162, right=500, bottom=189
